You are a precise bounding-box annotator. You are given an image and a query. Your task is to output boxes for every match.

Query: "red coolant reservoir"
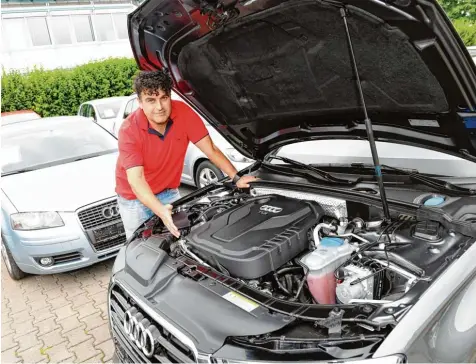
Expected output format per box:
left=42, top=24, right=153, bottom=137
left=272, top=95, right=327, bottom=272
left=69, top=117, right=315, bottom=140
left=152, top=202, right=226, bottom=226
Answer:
left=300, top=237, right=355, bottom=304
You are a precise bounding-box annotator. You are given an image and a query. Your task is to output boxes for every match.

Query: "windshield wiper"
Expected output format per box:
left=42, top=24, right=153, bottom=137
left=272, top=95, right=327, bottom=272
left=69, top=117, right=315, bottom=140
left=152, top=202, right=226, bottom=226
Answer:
left=352, top=163, right=475, bottom=196
left=264, top=155, right=362, bottom=186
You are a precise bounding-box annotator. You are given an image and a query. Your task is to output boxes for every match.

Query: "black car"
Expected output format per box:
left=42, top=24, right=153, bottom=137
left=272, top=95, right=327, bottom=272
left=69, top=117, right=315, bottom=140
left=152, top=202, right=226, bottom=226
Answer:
left=107, top=0, right=476, bottom=362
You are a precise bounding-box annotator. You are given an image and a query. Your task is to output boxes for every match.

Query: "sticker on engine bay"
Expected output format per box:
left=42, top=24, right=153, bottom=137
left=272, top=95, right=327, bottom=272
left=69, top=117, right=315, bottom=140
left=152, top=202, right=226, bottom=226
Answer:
left=222, top=292, right=259, bottom=312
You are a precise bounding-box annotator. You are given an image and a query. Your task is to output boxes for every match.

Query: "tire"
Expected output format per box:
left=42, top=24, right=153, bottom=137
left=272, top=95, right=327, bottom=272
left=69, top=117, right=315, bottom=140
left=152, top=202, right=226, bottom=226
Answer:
left=1, top=236, right=26, bottom=280
left=194, top=160, right=224, bottom=188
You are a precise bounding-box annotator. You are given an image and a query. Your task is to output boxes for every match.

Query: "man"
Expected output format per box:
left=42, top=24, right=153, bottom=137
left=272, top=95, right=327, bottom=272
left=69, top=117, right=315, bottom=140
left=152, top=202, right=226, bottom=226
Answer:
left=116, top=70, right=257, bottom=239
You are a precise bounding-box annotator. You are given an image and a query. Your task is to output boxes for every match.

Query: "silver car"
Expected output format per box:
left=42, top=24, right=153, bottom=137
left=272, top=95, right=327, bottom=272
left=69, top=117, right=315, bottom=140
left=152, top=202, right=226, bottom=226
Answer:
left=115, top=92, right=254, bottom=188
left=1, top=116, right=125, bottom=280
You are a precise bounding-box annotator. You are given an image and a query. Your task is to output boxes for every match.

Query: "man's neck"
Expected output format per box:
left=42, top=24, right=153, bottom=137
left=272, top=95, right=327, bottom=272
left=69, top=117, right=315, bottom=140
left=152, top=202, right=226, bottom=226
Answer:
left=149, top=120, right=168, bottom=134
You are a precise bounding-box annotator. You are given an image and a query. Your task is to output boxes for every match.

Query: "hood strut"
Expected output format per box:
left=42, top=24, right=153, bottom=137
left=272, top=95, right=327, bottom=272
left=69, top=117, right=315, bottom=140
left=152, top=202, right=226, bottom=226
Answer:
left=341, top=7, right=391, bottom=221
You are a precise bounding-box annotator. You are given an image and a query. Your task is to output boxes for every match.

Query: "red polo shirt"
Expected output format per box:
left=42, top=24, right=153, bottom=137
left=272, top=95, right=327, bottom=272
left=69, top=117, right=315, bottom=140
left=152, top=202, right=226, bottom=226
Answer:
left=115, top=100, right=209, bottom=200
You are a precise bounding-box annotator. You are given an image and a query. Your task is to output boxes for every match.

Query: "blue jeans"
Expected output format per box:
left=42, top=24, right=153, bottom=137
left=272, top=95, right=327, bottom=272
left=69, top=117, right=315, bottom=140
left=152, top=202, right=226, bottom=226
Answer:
left=117, top=188, right=181, bottom=239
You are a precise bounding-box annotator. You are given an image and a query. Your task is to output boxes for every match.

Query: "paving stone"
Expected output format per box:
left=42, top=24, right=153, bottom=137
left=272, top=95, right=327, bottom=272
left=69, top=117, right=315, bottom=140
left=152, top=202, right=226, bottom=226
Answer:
left=95, top=302, right=108, bottom=318
left=77, top=303, right=100, bottom=320
left=58, top=315, right=84, bottom=334
left=96, top=339, right=114, bottom=363
left=17, top=345, right=48, bottom=363
left=35, top=318, right=60, bottom=336
left=17, top=331, right=43, bottom=353
left=40, top=328, right=66, bottom=347
left=9, top=299, right=30, bottom=315
left=2, top=310, right=12, bottom=324
left=65, top=327, right=91, bottom=348
left=79, top=312, right=107, bottom=332
left=48, top=296, right=70, bottom=310
left=13, top=320, right=36, bottom=339
left=70, top=338, right=101, bottom=363
left=65, top=286, right=86, bottom=300
left=43, top=288, right=63, bottom=301
left=86, top=323, right=110, bottom=346
left=80, top=353, right=103, bottom=363
left=32, top=307, right=55, bottom=324
left=1, top=333, right=18, bottom=351
left=2, top=321, right=15, bottom=337
left=20, top=279, right=43, bottom=294
left=25, top=289, right=48, bottom=304
left=1, top=347, right=22, bottom=363
left=70, top=293, right=92, bottom=310
left=55, top=304, right=77, bottom=321
left=11, top=310, right=32, bottom=324
left=28, top=298, right=51, bottom=313
left=44, top=342, right=75, bottom=363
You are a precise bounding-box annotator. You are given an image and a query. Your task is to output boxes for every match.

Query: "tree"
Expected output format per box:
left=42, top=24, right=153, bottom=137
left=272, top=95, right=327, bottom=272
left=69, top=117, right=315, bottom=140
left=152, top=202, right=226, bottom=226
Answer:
left=437, top=0, right=476, bottom=46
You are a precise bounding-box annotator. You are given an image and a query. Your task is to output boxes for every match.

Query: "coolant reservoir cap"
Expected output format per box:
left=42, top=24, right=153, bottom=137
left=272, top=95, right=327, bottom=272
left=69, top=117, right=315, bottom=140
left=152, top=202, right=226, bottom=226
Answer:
left=424, top=196, right=446, bottom=206
left=320, top=237, right=344, bottom=247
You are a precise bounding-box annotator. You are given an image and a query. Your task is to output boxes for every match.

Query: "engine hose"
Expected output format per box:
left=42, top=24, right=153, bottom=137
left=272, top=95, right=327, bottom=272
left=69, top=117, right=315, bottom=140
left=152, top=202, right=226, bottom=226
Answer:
left=275, top=266, right=303, bottom=275
left=274, top=273, right=292, bottom=295
left=363, top=250, right=425, bottom=277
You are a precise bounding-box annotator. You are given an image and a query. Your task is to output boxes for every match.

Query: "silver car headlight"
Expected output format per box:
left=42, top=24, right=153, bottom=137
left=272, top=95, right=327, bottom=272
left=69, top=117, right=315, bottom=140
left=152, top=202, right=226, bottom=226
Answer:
left=11, top=212, right=65, bottom=231
left=211, top=354, right=405, bottom=364
left=226, top=148, right=254, bottom=163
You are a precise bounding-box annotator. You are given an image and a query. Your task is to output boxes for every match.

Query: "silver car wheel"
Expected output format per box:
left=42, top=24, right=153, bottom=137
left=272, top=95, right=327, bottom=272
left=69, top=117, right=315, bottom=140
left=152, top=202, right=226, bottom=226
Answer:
left=199, top=168, right=218, bottom=188
left=1, top=238, right=13, bottom=275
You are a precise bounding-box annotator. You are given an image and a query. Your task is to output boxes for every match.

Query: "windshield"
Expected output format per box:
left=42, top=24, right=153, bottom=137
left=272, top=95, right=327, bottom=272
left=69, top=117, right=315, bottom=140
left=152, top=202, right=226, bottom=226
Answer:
left=1, top=111, right=41, bottom=125
left=276, top=140, right=476, bottom=178
left=96, top=101, right=123, bottom=119
left=1, top=118, right=118, bottom=174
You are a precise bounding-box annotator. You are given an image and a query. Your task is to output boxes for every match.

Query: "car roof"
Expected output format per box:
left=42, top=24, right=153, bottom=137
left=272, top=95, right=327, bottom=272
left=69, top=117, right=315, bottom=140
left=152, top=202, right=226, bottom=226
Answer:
left=1, top=115, right=90, bottom=130
left=84, top=96, right=131, bottom=106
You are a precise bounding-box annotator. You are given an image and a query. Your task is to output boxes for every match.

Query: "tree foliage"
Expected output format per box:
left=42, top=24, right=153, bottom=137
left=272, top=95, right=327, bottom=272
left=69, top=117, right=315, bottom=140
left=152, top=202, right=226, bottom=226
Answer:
left=437, top=0, right=476, bottom=46
left=1, top=58, right=139, bottom=117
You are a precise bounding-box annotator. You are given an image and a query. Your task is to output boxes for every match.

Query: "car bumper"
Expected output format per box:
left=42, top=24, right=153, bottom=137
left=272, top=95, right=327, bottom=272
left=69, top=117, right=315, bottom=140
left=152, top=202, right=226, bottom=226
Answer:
left=3, top=212, right=124, bottom=275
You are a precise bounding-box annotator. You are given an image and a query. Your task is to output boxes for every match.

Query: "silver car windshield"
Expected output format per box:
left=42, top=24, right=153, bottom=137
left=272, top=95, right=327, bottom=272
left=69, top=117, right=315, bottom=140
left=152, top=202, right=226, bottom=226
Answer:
left=1, top=119, right=118, bottom=174
left=96, top=101, right=123, bottom=119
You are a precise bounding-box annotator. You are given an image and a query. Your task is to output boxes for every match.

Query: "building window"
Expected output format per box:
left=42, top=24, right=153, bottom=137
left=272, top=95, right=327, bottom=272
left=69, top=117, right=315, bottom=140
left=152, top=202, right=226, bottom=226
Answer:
left=26, top=17, right=51, bottom=46
left=72, top=15, right=94, bottom=43
left=93, top=14, right=116, bottom=42
left=2, top=18, right=30, bottom=50
left=112, top=13, right=128, bottom=39
left=50, top=16, right=72, bottom=45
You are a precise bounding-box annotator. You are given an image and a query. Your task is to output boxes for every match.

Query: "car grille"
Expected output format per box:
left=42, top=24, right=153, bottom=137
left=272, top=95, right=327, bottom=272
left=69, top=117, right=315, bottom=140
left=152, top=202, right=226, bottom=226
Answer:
left=95, top=235, right=126, bottom=252
left=53, top=252, right=82, bottom=264
left=77, top=200, right=120, bottom=230
left=109, top=283, right=197, bottom=363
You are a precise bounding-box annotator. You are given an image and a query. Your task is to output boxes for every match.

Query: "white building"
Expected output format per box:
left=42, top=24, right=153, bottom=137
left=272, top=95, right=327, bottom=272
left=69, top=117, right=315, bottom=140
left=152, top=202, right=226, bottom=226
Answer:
left=1, top=0, right=138, bottom=72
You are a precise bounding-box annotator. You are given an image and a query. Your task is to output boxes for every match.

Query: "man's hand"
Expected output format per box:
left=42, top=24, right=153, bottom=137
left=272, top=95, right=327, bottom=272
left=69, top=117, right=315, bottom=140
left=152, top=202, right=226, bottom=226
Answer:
left=156, top=204, right=180, bottom=238
left=236, top=175, right=259, bottom=188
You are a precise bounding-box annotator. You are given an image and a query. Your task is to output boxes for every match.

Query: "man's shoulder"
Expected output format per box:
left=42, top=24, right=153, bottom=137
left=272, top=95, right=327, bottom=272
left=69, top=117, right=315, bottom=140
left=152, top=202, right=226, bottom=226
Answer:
left=118, top=110, right=142, bottom=141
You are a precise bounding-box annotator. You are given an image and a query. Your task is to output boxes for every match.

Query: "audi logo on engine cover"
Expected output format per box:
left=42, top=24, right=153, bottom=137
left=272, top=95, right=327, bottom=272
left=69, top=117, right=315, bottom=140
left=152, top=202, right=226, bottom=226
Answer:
left=260, top=205, right=283, bottom=213
left=102, top=204, right=119, bottom=219
left=123, top=307, right=158, bottom=358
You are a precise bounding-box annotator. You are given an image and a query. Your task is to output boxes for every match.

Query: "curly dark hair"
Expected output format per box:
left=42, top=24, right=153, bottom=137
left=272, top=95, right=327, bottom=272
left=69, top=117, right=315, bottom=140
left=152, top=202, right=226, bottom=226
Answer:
left=133, top=70, right=173, bottom=98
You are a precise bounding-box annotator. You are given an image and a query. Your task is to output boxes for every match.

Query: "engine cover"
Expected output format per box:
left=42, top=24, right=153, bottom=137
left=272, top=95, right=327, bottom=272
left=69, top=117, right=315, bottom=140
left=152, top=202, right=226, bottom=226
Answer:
left=186, top=194, right=323, bottom=279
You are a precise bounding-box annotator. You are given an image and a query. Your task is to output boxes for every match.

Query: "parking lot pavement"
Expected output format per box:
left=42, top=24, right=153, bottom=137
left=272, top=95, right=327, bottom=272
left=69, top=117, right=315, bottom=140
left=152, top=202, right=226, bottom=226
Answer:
left=1, top=185, right=196, bottom=363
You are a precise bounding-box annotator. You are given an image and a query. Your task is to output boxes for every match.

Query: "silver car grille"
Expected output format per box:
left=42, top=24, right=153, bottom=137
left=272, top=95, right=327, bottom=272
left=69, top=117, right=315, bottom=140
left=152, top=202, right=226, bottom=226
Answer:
left=77, top=199, right=121, bottom=230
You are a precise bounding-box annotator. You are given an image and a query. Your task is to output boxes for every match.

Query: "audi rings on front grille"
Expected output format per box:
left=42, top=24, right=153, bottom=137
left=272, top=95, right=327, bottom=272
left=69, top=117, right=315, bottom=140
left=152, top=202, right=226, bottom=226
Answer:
left=102, top=204, right=120, bottom=219
left=124, top=307, right=158, bottom=358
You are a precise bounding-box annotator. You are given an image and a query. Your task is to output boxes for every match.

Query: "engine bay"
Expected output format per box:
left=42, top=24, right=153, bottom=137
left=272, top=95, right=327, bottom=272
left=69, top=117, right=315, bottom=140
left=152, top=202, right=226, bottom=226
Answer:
left=133, top=184, right=471, bottom=323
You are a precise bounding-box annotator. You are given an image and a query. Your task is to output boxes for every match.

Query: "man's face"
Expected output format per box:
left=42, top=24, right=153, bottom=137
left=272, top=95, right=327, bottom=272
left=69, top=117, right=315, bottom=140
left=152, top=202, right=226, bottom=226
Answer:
left=138, top=88, right=172, bottom=126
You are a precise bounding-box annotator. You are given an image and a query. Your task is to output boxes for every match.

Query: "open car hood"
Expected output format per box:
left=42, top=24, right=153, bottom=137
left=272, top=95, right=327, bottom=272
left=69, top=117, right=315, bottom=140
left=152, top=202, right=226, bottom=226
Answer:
left=128, top=0, right=476, bottom=160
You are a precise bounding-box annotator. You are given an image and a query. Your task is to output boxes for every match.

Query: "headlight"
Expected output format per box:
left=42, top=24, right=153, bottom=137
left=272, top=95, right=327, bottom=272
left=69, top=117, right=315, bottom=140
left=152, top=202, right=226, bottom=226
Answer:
left=11, top=212, right=64, bottom=231
left=226, top=148, right=253, bottom=163
left=210, top=354, right=406, bottom=364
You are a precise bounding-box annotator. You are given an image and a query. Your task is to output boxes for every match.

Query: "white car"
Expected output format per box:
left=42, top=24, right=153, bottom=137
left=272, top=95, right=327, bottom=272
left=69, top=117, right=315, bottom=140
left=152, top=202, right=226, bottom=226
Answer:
left=78, top=96, right=133, bottom=135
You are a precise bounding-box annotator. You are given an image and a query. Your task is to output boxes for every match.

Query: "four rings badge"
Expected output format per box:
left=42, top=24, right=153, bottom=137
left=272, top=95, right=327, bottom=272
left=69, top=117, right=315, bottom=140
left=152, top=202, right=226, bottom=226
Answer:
left=102, top=204, right=119, bottom=219
left=259, top=205, right=283, bottom=213
left=123, top=307, right=158, bottom=358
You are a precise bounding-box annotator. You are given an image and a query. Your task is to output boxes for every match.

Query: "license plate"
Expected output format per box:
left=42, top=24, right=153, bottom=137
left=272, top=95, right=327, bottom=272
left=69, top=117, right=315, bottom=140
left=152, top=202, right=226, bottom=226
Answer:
left=93, top=222, right=125, bottom=242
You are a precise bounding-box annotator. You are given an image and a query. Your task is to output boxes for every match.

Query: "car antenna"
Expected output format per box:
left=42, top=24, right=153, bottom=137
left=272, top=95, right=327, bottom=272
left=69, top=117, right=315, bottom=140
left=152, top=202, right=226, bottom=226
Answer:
left=340, top=7, right=391, bottom=222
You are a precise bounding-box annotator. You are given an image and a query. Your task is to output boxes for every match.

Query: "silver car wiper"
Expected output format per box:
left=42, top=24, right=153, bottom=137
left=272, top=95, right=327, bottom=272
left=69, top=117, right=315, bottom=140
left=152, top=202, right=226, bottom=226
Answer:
left=351, top=163, right=475, bottom=196
left=264, top=155, right=362, bottom=186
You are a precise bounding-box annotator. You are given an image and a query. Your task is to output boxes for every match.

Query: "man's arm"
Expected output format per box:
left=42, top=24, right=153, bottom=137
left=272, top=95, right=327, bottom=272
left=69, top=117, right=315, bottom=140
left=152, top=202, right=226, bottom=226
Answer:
left=126, top=166, right=180, bottom=237
left=195, top=135, right=257, bottom=187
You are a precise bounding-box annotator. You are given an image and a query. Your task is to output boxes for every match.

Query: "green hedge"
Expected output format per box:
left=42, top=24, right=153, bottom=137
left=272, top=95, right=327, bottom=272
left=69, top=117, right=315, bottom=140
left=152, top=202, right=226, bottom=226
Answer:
left=1, top=58, right=139, bottom=117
